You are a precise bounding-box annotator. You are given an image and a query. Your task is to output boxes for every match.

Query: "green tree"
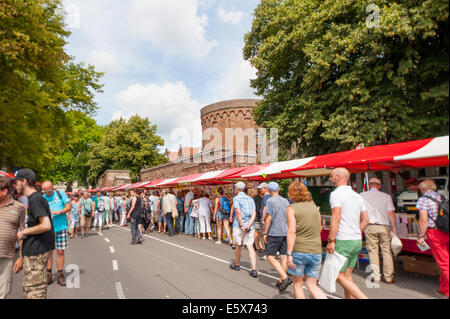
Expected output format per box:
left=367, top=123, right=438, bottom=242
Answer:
left=42, top=111, right=105, bottom=190
left=86, top=115, right=168, bottom=184
left=0, top=0, right=103, bottom=175
left=244, top=0, right=449, bottom=158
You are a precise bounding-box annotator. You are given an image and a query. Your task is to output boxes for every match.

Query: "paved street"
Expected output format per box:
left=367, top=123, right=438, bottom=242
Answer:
left=7, top=223, right=441, bottom=299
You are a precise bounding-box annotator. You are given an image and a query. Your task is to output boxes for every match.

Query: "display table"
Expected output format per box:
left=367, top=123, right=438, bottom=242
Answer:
left=320, top=228, right=432, bottom=256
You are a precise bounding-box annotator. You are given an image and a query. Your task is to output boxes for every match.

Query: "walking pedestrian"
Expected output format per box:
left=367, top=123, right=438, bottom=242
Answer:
left=174, top=191, right=185, bottom=234
left=286, top=181, right=327, bottom=299
left=94, top=192, right=105, bottom=231
left=69, top=194, right=81, bottom=239
left=119, top=195, right=127, bottom=227
left=263, top=182, right=292, bottom=292
left=0, top=178, right=25, bottom=299
left=213, top=187, right=233, bottom=245
left=416, top=179, right=449, bottom=299
left=79, top=191, right=95, bottom=237
left=162, top=190, right=177, bottom=237
left=253, top=185, right=265, bottom=252
left=149, top=191, right=159, bottom=231
left=229, top=182, right=258, bottom=278
left=184, top=189, right=195, bottom=235
left=327, top=168, right=369, bottom=299
left=361, top=177, right=397, bottom=284
left=126, top=190, right=143, bottom=245
left=194, top=193, right=213, bottom=240
left=14, top=169, right=55, bottom=299
left=42, top=181, right=72, bottom=287
left=103, top=193, right=112, bottom=230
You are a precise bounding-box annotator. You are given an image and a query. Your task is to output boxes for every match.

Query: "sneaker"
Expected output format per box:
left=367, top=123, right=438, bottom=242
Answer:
left=229, top=263, right=240, bottom=271
left=57, top=272, right=66, bottom=286
left=250, top=270, right=258, bottom=278
left=214, top=241, right=222, bottom=245
left=275, top=280, right=282, bottom=288
left=279, top=276, right=293, bottom=293
left=47, top=271, right=53, bottom=285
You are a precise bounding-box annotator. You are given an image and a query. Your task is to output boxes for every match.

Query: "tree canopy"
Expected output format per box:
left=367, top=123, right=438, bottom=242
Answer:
left=0, top=0, right=103, bottom=176
left=244, top=0, right=449, bottom=158
left=86, top=115, right=168, bottom=183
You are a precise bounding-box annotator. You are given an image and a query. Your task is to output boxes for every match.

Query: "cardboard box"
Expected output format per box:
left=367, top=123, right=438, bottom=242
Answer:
left=401, top=255, right=441, bottom=276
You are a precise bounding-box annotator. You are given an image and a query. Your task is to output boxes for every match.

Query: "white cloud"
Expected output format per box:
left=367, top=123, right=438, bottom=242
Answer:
left=114, top=81, right=202, bottom=150
left=128, top=0, right=217, bottom=58
left=211, top=59, right=257, bottom=101
left=217, top=7, right=244, bottom=25
left=87, top=50, right=121, bottom=74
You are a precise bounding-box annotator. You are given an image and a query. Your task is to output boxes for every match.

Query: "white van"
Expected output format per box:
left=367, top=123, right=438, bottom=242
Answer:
left=397, top=176, right=449, bottom=212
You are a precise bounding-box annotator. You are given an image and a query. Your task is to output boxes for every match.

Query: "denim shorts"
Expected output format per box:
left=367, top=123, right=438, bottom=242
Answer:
left=216, top=210, right=230, bottom=221
left=287, top=252, right=322, bottom=278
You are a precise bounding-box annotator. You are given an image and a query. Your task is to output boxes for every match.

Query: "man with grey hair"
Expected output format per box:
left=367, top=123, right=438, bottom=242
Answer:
left=327, top=167, right=369, bottom=299
left=360, top=177, right=397, bottom=284
left=229, top=182, right=258, bottom=278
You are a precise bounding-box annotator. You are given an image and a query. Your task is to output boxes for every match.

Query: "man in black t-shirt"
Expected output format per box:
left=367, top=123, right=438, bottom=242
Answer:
left=13, top=169, right=54, bottom=299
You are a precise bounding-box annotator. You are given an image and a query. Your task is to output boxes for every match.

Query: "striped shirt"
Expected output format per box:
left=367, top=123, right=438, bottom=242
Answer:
left=0, top=199, right=25, bottom=259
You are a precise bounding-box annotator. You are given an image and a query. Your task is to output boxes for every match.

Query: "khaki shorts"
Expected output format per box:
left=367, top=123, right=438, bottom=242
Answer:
left=0, top=258, right=13, bottom=299
left=80, top=215, right=92, bottom=229
left=233, top=227, right=255, bottom=247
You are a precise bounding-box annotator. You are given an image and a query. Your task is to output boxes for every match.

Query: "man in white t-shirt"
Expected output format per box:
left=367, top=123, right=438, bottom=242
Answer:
left=327, top=167, right=369, bottom=299
left=361, top=177, right=397, bottom=284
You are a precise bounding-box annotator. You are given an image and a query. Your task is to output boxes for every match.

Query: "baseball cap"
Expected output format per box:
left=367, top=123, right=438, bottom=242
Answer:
left=14, top=168, right=36, bottom=182
left=268, top=182, right=279, bottom=192
left=369, top=177, right=381, bottom=184
left=257, top=182, right=268, bottom=189
left=235, top=182, right=246, bottom=190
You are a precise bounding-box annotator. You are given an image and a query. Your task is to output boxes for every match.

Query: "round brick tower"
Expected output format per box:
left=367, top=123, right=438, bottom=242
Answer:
left=200, top=99, right=261, bottom=154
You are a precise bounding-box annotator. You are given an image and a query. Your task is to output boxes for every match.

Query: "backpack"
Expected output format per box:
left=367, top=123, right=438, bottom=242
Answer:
left=219, top=196, right=230, bottom=214
left=424, top=195, right=449, bottom=233
left=81, top=198, right=93, bottom=217
left=97, top=198, right=105, bottom=212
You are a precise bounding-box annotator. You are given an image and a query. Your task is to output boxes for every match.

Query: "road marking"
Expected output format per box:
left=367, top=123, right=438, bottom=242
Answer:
left=110, top=246, right=115, bottom=253
left=98, top=232, right=104, bottom=236
left=115, top=282, right=126, bottom=299
left=104, top=238, right=110, bottom=243
left=112, top=225, right=341, bottom=299
left=112, top=259, right=119, bottom=271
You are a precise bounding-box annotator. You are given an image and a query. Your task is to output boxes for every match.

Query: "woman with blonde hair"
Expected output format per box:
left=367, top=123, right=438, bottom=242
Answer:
left=286, top=181, right=327, bottom=299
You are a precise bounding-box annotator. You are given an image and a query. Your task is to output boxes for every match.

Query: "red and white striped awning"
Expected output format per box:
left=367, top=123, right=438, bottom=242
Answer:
left=0, top=170, right=14, bottom=178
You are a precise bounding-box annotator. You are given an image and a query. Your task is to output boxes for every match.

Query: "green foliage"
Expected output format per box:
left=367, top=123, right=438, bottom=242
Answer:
left=42, top=111, right=105, bottom=186
left=244, top=0, right=449, bottom=156
left=86, top=115, right=168, bottom=184
left=0, top=0, right=103, bottom=177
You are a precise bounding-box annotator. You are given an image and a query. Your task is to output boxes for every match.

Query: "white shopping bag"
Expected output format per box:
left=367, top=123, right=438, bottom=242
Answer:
left=318, top=252, right=347, bottom=293
left=390, top=232, right=403, bottom=256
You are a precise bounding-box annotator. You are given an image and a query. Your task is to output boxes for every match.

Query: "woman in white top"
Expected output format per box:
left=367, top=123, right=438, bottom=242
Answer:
left=193, top=192, right=213, bottom=240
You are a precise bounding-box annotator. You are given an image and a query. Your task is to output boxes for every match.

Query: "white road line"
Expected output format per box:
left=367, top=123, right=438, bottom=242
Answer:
left=104, top=238, right=110, bottom=243
left=115, top=282, right=126, bottom=299
left=110, top=246, right=115, bottom=253
left=112, top=259, right=119, bottom=271
left=112, top=225, right=341, bottom=299
left=98, top=232, right=104, bottom=236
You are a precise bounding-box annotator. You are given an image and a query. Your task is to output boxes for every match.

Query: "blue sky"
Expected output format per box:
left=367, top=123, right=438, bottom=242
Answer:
left=63, top=0, right=260, bottom=151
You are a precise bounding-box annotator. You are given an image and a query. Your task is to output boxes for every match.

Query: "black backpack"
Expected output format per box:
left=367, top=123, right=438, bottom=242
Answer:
left=424, top=195, right=449, bottom=233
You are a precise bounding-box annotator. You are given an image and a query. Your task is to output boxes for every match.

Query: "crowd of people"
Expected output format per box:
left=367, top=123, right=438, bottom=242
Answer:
left=0, top=167, right=448, bottom=299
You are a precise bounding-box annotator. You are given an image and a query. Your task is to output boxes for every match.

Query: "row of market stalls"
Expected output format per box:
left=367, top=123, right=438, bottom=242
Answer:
left=90, top=135, right=449, bottom=192
left=88, top=135, right=448, bottom=261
